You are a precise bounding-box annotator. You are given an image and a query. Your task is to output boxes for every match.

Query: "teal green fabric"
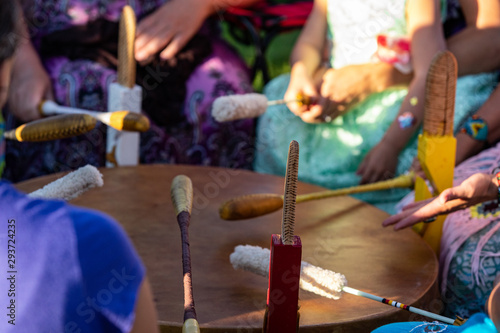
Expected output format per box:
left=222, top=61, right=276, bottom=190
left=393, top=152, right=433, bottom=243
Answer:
left=255, top=72, right=498, bottom=214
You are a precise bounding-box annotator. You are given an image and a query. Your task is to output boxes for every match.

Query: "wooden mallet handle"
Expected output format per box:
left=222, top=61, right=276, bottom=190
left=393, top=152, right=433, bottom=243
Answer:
left=219, top=172, right=415, bottom=220
left=4, top=114, right=97, bottom=142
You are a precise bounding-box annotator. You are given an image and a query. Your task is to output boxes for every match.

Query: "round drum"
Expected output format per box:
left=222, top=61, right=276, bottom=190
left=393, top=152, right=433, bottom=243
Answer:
left=17, top=165, right=440, bottom=332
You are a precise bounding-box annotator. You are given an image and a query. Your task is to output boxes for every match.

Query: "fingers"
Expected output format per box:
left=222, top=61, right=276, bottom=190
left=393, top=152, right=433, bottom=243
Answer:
left=135, top=29, right=174, bottom=64
left=159, top=34, right=188, bottom=60
left=383, top=198, right=443, bottom=230
left=401, top=197, right=433, bottom=211
left=299, top=104, right=323, bottom=123
left=382, top=206, right=419, bottom=229
left=357, top=160, right=390, bottom=184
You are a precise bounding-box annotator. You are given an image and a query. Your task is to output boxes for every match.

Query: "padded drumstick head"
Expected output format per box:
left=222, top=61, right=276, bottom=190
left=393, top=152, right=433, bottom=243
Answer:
left=171, top=175, right=194, bottom=215
left=212, top=93, right=269, bottom=122
left=230, top=245, right=347, bottom=300
left=29, top=165, right=103, bottom=201
left=4, top=114, right=97, bottom=142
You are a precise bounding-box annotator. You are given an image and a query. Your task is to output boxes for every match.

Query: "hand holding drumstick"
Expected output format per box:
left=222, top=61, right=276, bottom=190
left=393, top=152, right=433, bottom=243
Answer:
left=383, top=172, right=499, bottom=230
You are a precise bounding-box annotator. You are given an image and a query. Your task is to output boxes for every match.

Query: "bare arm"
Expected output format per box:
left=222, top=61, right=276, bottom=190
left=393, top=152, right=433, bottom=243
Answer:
left=448, top=0, right=500, bottom=76
left=130, top=277, right=160, bottom=333
left=8, top=8, right=53, bottom=122
left=284, top=0, right=329, bottom=120
left=451, top=0, right=500, bottom=164
left=455, top=85, right=500, bottom=164
left=357, top=0, right=446, bottom=183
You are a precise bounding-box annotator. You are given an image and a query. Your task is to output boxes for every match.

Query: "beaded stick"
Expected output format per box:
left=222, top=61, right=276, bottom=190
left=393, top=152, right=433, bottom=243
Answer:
left=265, top=140, right=302, bottom=333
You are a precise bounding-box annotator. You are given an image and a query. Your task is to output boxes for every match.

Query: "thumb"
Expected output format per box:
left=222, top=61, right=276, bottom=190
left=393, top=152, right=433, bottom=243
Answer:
left=439, top=187, right=467, bottom=203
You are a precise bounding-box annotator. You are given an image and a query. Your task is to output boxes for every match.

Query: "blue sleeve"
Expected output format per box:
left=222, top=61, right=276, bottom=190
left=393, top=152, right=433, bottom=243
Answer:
left=69, top=207, right=146, bottom=333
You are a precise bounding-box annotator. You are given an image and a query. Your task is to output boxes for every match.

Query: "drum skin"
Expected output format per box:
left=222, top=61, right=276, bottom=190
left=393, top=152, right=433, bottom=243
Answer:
left=16, top=165, right=440, bottom=332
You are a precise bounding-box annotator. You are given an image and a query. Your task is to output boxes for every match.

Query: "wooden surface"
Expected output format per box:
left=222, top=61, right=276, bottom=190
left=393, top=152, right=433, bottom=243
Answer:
left=16, top=165, right=440, bottom=332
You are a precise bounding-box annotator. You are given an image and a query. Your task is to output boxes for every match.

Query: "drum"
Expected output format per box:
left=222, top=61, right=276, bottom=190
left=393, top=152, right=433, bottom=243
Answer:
left=17, top=165, right=440, bottom=332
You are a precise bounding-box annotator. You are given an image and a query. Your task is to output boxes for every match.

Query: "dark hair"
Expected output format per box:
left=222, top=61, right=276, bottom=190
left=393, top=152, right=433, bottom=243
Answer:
left=0, top=1, right=21, bottom=62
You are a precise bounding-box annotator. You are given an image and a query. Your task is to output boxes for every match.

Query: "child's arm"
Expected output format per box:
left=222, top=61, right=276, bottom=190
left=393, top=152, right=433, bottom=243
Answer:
left=452, top=0, right=500, bottom=164
left=8, top=14, right=53, bottom=122
left=357, top=0, right=446, bottom=184
left=130, top=277, right=160, bottom=333
left=447, top=0, right=500, bottom=76
left=284, top=0, right=328, bottom=122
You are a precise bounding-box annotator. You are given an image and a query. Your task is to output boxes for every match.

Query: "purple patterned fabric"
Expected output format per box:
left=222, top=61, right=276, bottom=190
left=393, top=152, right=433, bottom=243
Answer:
left=3, top=0, right=254, bottom=182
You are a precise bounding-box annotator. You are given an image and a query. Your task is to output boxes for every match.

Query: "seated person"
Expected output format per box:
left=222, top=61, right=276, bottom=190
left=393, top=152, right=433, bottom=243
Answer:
left=0, top=3, right=159, bottom=331
left=1, top=181, right=160, bottom=332
left=254, top=0, right=499, bottom=214
left=385, top=138, right=500, bottom=317
left=3, top=0, right=261, bottom=182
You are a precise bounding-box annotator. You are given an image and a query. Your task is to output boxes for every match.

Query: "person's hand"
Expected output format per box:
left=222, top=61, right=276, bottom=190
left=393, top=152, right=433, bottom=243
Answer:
left=285, top=66, right=322, bottom=123
left=8, top=41, right=53, bottom=122
left=135, top=0, right=211, bottom=64
left=409, top=156, right=426, bottom=180
left=382, top=172, right=498, bottom=230
left=357, top=139, right=400, bottom=184
left=317, top=65, right=373, bottom=120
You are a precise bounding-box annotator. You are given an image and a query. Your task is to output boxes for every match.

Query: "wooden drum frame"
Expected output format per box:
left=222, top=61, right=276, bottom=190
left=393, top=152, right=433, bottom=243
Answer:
left=17, top=165, right=440, bottom=332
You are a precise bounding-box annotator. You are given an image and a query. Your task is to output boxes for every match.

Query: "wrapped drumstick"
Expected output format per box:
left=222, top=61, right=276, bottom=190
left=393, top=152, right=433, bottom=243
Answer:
left=40, top=100, right=150, bottom=132
left=212, top=92, right=311, bottom=122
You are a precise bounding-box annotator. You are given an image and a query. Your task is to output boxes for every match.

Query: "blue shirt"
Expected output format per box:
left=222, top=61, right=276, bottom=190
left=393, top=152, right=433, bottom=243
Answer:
left=0, top=181, right=145, bottom=332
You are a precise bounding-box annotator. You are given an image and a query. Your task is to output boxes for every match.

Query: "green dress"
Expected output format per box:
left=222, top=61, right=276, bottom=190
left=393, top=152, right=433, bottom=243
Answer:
left=254, top=0, right=498, bottom=214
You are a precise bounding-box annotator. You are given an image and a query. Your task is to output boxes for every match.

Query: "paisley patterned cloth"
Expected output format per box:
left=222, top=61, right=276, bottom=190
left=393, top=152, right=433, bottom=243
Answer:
left=253, top=0, right=499, bottom=214
left=2, top=0, right=255, bottom=181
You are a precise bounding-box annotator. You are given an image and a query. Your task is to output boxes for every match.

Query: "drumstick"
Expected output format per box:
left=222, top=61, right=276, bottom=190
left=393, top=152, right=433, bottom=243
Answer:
left=230, top=244, right=459, bottom=326
left=29, top=165, right=103, bottom=201
left=219, top=171, right=415, bottom=220
left=212, top=92, right=311, bottom=122
left=170, top=175, right=200, bottom=333
left=40, top=100, right=150, bottom=132
left=3, top=113, right=97, bottom=142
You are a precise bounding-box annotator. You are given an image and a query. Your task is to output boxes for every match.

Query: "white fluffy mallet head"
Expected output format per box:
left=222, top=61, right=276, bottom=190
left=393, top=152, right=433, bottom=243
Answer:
left=29, top=164, right=103, bottom=201
left=230, top=244, right=347, bottom=300
left=212, top=93, right=269, bottom=122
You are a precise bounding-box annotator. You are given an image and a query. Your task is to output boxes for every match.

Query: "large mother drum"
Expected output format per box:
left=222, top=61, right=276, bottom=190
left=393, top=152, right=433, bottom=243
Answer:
left=17, top=165, right=440, bottom=332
